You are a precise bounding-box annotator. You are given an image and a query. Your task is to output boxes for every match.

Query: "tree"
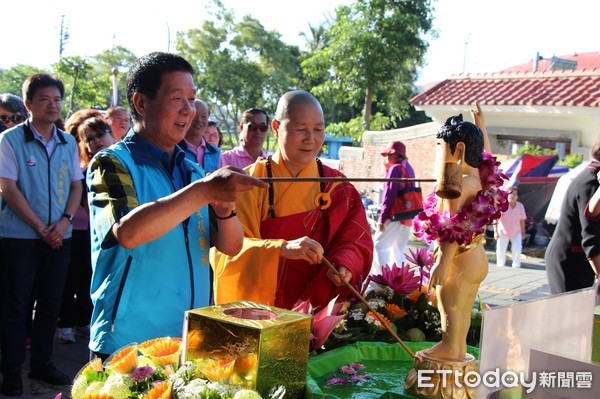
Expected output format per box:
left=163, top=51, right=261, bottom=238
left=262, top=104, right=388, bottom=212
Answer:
left=175, top=0, right=300, bottom=147
left=92, top=46, right=138, bottom=107
left=302, top=0, right=434, bottom=130
left=0, top=65, right=48, bottom=97
left=54, top=56, right=109, bottom=118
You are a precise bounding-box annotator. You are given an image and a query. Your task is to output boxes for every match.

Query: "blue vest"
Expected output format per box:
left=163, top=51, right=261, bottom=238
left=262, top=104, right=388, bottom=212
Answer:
left=88, top=136, right=211, bottom=354
left=178, top=140, right=221, bottom=173
left=0, top=121, right=76, bottom=239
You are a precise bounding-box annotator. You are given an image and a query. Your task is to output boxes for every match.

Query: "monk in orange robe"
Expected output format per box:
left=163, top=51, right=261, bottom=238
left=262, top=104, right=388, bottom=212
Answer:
left=212, top=90, right=373, bottom=309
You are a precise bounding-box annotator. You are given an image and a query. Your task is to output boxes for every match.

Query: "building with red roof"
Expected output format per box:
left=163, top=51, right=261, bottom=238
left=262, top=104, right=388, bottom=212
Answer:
left=409, top=51, right=600, bottom=157
left=338, top=52, right=600, bottom=214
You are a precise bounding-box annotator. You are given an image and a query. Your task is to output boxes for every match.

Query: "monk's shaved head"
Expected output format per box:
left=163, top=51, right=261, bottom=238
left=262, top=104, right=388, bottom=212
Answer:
left=274, top=90, right=323, bottom=121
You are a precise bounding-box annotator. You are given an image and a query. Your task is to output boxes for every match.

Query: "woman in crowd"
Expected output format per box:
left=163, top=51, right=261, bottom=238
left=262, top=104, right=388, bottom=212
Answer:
left=57, top=112, right=112, bottom=344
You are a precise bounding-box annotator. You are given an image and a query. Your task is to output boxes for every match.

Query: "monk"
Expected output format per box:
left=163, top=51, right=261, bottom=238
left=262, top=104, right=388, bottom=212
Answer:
left=425, top=104, right=494, bottom=361
left=212, top=90, right=373, bottom=309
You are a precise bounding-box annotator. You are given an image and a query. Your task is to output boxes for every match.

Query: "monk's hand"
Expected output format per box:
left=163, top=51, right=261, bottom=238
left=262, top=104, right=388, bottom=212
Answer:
left=427, top=260, right=449, bottom=292
left=470, top=101, right=485, bottom=130
left=201, top=166, right=268, bottom=202
left=281, top=236, right=324, bottom=264
left=327, top=265, right=352, bottom=287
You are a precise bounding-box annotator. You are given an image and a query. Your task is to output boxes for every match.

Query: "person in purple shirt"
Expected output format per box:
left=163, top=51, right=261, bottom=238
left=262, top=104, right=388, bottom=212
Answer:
left=219, top=108, right=269, bottom=169
left=370, top=141, right=422, bottom=277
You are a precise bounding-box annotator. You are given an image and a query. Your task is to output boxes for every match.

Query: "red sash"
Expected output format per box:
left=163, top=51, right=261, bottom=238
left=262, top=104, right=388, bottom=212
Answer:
left=260, top=193, right=350, bottom=309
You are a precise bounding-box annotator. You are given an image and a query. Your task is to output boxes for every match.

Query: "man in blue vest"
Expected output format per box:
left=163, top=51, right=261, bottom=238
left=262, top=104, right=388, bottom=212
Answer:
left=86, top=52, right=267, bottom=361
left=0, top=74, right=83, bottom=396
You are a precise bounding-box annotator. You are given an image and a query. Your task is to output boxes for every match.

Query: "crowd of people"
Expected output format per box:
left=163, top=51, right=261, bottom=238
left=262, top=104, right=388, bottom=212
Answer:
left=0, top=52, right=373, bottom=396
left=1, top=50, right=599, bottom=397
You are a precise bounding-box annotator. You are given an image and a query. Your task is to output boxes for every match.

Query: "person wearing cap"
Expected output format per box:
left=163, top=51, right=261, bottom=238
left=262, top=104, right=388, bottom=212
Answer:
left=370, top=140, right=421, bottom=276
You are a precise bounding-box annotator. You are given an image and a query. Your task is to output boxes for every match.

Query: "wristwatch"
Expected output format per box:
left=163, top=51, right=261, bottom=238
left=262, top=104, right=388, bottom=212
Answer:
left=62, top=213, right=74, bottom=224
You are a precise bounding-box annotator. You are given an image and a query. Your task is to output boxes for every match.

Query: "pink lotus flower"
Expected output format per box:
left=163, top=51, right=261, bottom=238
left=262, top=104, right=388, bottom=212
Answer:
left=291, top=299, right=313, bottom=315
left=293, top=296, right=346, bottom=352
left=370, top=263, right=421, bottom=295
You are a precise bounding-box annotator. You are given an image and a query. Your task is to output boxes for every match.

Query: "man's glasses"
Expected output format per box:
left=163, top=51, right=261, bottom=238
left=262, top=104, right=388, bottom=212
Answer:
left=83, top=130, right=109, bottom=144
left=0, top=114, right=25, bottom=124
left=246, top=123, right=269, bottom=133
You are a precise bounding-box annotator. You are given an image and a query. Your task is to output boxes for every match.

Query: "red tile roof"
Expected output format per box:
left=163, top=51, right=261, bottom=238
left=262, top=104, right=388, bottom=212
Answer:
left=501, top=51, right=600, bottom=73
left=411, top=52, right=600, bottom=108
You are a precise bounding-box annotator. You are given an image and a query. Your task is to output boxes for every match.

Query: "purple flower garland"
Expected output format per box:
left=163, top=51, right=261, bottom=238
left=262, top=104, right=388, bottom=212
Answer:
left=412, top=152, right=509, bottom=245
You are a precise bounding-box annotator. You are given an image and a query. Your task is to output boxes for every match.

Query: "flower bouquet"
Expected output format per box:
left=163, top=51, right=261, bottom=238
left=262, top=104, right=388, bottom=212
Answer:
left=70, top=336, right=265, bottom=399
left=310, top=248, right=484, bottom=353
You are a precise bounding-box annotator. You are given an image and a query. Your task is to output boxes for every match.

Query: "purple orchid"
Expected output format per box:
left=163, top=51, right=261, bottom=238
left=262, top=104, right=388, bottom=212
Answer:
left=339, top=365, right=356, bottom=375
left=350, top=363, right=365, bottom=371
left=412, top=152, right=509, bottom=246
left=351, top=373, right=372, bottom=384
left=326, top=374, right=349, bottom=386
left=370, top=263, right=421, bottom=295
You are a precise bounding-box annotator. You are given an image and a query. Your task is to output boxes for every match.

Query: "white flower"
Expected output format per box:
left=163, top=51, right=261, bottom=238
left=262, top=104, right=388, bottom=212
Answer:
left=367, top=298, right=386, bottom=310
left=349, top=309, right=365, bottom=321
left=101, top=373, right=133, bottom=398
left=85, top=381, right=105, bottom=395
left=174, top=378, right=240, bottom=399
left=233, top=389, right=262, bottom=399
left=364, top=313, right=383, bottom=328
left=71, top=376, right=88, bottom=399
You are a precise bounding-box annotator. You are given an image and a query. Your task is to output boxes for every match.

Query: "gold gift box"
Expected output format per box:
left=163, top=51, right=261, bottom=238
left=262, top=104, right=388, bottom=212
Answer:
left=182, top=300, right=312, bottom=399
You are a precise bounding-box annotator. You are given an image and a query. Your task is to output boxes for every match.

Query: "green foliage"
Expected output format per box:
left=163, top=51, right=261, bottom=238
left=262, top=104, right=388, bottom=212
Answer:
left=0, top=65, right=48, bottom=97
left=558, top=152, right=583, bottom=168
left=0, top=0, right=435, bottom=141
left=302, top=0, right=435, bottom=128
left=54, top=56, right=109, bottom=118
left=92, top=45, right=138, bottom=107
left=515, top=143, right=556, bottom=157
left=326, top=117, right=364, bottom=145
left=327, top=113, right=391, bottom=145
left=176, top=0, right=301, bottom=143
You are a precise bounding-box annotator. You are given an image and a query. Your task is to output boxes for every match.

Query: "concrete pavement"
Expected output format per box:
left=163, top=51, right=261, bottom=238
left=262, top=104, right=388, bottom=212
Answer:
left=0, top=250, right=551, bottom=398
left=478, top=251, right=550, bottom=307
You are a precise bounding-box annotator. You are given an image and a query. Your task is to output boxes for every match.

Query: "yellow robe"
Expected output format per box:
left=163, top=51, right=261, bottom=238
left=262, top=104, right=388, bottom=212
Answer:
left=212, top=150, right=373, bottom=307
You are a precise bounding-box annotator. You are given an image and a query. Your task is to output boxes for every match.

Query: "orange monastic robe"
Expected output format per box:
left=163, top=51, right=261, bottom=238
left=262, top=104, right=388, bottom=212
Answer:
left=212, top=150, right=373, bottom=309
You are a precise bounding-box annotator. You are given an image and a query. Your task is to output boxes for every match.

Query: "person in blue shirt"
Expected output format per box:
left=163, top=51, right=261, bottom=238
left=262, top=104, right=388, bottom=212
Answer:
left=0, top=74, right=83, bottom=395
